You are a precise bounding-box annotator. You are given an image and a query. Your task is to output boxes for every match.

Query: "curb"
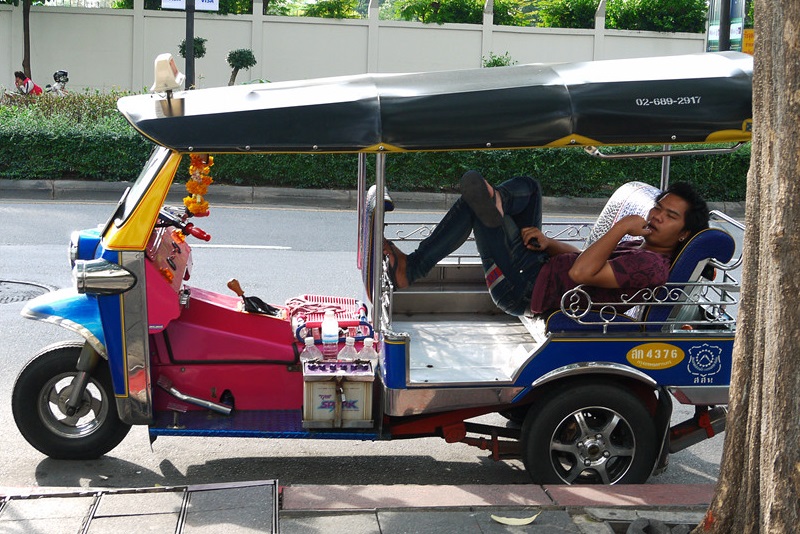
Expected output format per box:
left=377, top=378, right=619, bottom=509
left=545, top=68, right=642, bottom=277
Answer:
left=279, top=484, right=715, bottom=512
left=0, top=179, right=746, bottom=218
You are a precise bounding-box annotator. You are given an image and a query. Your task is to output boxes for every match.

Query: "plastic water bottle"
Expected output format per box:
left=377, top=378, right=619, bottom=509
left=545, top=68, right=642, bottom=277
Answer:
left=299, top=336, right=323, bottom=362
left=320, top=310, right=339, bottom=359
left=337, top=336, right=358, bottom=360
left=357, top=337, right=378, bottom=364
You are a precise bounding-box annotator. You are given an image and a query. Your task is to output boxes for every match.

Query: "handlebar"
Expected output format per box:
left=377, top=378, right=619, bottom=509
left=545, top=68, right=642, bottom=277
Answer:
left=184, top=223, right=211, bottom=242
left=158, top=207, right=211, bottom=242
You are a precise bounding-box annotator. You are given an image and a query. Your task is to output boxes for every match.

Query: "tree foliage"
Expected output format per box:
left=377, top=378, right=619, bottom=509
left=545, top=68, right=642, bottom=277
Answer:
left=388, top=0, right=530, bottom=26
left=535, top=0, right=708, bottom=32
left=302, top=0, right=361, bottom=19
left=535, top=0, right=599, bottom=29
left=178, top=37, right=208, bottom=59
left=606, top=0, right=707, bottom=33
left=226, top=48, right=257, bottom=85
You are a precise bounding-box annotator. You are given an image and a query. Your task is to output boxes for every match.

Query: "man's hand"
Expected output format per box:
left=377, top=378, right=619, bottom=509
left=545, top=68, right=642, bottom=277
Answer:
left=616, top=215, right=652, bottom=238
left=521, top=227, right=549, bottom=251
left=521, top=227, right=581, bottom=256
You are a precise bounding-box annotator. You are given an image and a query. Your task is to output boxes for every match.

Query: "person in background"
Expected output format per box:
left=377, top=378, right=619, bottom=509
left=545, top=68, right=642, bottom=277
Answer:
left=14, top=70, right=43, bottom=95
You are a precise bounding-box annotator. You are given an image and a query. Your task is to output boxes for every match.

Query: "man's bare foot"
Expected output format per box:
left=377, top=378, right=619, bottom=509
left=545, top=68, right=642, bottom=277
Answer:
left=383, top=239, right=409, bottom=289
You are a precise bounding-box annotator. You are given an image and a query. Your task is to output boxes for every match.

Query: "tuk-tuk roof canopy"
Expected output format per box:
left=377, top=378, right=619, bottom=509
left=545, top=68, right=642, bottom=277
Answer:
left=117, top=52, right=752, bottom=154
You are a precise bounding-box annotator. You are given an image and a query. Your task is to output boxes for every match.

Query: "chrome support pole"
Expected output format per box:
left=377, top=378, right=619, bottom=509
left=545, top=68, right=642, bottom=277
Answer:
left=660, top=144, right=671, bottom=190
left=371, top=152, right=386, bottom=335
left=357, top=153, right=367, bottom=270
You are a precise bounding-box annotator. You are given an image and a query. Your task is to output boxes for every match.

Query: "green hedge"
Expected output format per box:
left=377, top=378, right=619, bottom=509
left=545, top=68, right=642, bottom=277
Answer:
left=0, top=93, right=750, bottom=201
left=0, top=93, right=151, bottom=181
left=205, top=146, right=750, bottom=201
left=536, top=0, right=708, bottom=33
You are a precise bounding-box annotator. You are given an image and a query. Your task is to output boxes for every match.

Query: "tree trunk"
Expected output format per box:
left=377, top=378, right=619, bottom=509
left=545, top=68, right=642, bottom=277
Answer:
left=228, top=67, right=240, bottom=86
left=22, top=0, right=31, bottom=79
left=695, top=1, right=800, bottom=532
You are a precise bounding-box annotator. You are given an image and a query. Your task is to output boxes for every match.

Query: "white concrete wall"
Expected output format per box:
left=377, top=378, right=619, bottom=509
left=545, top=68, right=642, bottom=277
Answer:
left=1, top=1, right=707, bottom=93
left=1, top=5, right=17, bottom=93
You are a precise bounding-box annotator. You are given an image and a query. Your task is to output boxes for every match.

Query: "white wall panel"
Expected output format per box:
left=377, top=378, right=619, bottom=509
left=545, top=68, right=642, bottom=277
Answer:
left=2, top=4, right=708, bottom=93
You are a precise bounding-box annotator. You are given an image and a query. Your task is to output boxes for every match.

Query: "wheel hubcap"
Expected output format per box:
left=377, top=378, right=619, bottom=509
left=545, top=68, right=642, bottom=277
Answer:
left=38, top=372, right=108, bottom=439
left=550, top=407, right=636, bottom=484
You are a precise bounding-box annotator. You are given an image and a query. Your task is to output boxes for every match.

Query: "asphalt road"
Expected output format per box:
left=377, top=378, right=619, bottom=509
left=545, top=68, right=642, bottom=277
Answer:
left=0, top=200, right=725, bottom=490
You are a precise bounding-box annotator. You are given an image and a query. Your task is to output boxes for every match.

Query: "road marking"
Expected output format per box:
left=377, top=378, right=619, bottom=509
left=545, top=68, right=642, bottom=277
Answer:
left=192, top=244, right=291, bottom=250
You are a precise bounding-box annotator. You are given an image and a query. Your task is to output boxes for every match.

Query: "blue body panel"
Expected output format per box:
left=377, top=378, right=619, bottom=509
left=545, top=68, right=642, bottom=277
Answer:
left=148, top=410, right=380, bottom=441
left=91, top=248, right=129, bottom=397
left=519, top=336, right=731, bottom=386
left=511, top=335, right=733, bottom=402
left=22, top=288, right=106, bottom=353
left=381, top=338, right=407, bottom=389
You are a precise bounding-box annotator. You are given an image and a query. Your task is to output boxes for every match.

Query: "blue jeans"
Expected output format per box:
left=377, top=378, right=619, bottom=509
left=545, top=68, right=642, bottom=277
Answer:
left=405, top=173, right=549, bottom=316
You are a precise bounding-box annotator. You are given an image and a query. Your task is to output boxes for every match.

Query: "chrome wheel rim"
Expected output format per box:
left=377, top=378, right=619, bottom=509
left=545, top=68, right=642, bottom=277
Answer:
left=549, top=406, right=636, bottom=484
left=37, top=372, right=109, bottom=439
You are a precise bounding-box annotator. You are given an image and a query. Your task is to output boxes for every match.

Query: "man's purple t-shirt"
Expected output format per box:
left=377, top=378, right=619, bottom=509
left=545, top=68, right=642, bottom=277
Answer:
left=529, top=241, right=671, bottom=315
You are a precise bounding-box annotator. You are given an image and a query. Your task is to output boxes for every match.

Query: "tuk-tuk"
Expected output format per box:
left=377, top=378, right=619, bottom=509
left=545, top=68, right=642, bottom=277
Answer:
left=13, top=51, right=752, bottom=485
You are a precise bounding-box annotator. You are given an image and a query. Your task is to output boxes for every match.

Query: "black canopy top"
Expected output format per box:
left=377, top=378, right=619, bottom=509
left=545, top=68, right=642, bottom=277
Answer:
left=117, top=52, right=752, bottom=154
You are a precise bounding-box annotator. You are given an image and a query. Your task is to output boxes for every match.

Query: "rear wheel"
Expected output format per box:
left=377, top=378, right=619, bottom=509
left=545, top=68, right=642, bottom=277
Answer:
left=521, top=383, right=657, bottom=484
left=12, top=341, right=131, bottom=459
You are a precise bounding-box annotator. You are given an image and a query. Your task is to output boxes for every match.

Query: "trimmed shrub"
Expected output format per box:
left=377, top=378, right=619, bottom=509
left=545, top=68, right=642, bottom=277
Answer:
left=536, top=0, right=601, bottom=29
left=606, top=0, right=708, bottom=33
left=0, top=93, right=151, bottom=181
left=536, top=0, right=708, bottom=33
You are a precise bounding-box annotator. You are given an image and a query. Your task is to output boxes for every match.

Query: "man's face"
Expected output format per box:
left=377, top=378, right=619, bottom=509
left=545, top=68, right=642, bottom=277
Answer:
left=14, top=76, right=23, bottom=87
left=645, top=193, right=691, bottom=249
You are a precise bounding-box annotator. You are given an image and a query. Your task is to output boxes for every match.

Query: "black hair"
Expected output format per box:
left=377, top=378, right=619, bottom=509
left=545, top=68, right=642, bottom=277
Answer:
left=14, top=71, right=25, bottom=80
left=656, top=181, right=709, bottom=237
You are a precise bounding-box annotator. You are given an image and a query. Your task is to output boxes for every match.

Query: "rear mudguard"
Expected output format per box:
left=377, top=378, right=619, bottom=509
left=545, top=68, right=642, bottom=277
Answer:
left=21, top=288, right=107, bottom=358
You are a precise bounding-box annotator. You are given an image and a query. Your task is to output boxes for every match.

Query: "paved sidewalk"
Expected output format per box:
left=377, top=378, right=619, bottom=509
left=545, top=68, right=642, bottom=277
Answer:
left=0, top=179, right=747, bottom=218
left=1, top=482, right=713, bottom=533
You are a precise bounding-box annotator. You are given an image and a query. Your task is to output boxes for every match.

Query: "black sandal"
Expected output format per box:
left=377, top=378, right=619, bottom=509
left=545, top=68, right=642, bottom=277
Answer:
left=460, top=171, right=503, bottom=228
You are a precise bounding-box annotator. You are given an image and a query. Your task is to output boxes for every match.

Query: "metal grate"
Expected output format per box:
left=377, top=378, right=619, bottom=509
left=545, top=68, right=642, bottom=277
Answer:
left=0, top=280, right=53, bottom=304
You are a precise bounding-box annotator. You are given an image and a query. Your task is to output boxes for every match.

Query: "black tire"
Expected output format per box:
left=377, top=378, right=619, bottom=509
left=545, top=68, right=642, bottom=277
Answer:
left=12, top=341, right=131, bottom=460
left=521, top=383, right=657, bottom=485
left=499, top=405, right=529, bottom=425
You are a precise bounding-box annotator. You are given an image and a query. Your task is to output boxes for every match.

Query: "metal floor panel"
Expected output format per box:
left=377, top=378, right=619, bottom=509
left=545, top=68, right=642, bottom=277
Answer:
left=393, top=314, right=537, bottom=385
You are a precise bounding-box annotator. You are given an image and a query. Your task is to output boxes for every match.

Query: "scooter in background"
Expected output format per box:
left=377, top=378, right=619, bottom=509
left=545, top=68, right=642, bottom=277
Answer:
left=45, top=70, right=69, bottom=96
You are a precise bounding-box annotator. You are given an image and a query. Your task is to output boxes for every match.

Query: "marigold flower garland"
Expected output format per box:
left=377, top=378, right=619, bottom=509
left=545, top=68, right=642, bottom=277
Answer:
left=184, top=154, right=214, bottom=216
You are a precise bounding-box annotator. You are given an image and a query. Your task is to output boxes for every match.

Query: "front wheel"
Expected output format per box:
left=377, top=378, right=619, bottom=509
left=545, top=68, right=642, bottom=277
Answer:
left=12, top=341, right=131, bottom=459
left=521, top=383, right=657, bottom=485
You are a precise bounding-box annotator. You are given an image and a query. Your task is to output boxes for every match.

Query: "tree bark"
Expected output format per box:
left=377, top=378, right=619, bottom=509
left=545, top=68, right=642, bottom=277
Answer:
left=695, top=1, right=800, bottom=532
left=22, top=0, right=31, bottom=79
left=228, top=67, right=240, bottom=86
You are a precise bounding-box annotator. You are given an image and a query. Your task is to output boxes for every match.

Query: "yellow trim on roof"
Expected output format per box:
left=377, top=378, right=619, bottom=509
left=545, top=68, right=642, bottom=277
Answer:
left=545, top=134, right=602, bottom=148
left=362, top=143, right=406, bottom=153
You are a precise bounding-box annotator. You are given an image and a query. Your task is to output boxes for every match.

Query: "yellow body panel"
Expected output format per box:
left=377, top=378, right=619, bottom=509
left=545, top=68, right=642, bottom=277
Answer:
left=103, top=151, right=182, bottom=251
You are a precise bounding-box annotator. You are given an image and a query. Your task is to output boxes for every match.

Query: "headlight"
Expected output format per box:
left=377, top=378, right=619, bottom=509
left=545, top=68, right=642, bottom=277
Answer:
left=73, top=259, right=137, bottom=295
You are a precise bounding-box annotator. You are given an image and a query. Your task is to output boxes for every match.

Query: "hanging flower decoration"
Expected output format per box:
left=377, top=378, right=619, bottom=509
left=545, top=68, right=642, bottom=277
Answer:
left=184, top=154, right=214, bottom=217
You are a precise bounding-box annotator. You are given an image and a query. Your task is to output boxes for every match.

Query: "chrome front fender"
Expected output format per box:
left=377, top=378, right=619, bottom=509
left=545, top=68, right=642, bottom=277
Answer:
left=21, top=288, right=107, bottom=359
